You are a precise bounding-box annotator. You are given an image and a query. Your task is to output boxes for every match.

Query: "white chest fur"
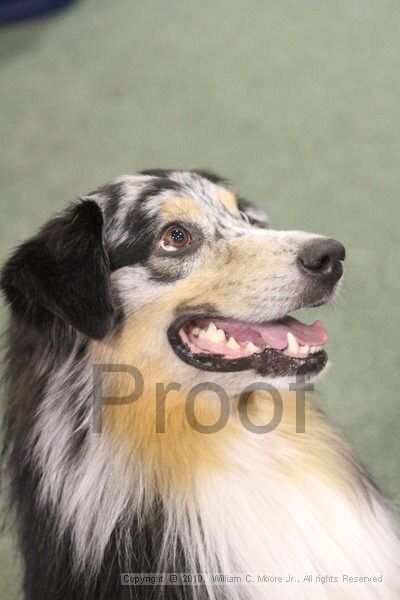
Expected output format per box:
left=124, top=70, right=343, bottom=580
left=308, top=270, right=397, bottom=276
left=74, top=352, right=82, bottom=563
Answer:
left=168, top=393, right=400, bottom=600
left=191, top=428, right=400, bottom=599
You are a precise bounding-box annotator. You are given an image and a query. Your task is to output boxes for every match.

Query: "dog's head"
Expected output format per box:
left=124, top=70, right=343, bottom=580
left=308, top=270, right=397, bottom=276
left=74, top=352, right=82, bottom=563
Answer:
left=1, top=170, right=344, bottom=393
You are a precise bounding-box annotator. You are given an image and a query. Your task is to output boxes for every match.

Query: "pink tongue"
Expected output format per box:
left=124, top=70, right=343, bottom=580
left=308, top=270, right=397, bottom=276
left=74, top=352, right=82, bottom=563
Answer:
left=209, top=317, right=328, bottom=351
left=258, top=317, right=328, bottom=350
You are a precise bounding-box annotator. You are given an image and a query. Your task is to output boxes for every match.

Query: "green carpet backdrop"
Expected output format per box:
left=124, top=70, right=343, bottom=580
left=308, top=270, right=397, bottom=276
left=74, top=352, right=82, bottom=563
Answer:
left=1, top=1, right=399, bottom=597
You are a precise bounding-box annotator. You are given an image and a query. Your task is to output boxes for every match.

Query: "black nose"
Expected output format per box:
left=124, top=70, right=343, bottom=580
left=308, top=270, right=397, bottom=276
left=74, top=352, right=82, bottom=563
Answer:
left=298, top=239, right=345, bottom=283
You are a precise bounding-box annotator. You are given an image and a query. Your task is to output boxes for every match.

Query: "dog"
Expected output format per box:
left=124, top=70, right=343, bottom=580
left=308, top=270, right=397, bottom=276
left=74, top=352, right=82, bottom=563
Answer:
left=1, top=169, right=399, bottom=600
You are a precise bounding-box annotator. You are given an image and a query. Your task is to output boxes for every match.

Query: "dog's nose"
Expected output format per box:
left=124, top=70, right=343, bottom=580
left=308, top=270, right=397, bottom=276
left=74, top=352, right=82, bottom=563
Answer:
left=298, top=239, right=345, bottom=283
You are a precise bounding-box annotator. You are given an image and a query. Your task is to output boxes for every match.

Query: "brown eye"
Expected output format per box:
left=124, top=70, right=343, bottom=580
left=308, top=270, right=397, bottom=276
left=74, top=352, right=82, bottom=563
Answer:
left=160, top=226, right=191, bottom=251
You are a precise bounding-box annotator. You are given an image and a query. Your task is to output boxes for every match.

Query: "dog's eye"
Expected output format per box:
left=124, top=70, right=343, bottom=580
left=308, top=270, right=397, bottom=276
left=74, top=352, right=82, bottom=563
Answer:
left=160, top=226, right=192, bottom=251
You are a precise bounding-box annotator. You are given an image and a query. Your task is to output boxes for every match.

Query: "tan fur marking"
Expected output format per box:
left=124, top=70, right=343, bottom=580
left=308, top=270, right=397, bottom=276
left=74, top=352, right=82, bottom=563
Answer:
left=161, top=196, right=204, bottom=223
left=217, top=187, right=240, bottom=216
left=91, top=314, right=359, bottom=505
left=90, top=325, right=239, bottom=498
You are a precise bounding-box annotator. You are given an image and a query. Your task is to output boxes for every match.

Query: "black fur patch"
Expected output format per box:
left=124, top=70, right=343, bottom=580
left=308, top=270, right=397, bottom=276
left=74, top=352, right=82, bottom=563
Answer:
left=108, top=179, right=182, bottom=270
left=1, top=200, right=114, bottom=340
left=99, top=181, right=125, bottom=223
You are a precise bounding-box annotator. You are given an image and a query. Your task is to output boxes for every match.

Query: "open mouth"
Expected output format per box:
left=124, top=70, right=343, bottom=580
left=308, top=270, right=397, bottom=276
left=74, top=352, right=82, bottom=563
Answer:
left=168, top=313, right=329, bottom=377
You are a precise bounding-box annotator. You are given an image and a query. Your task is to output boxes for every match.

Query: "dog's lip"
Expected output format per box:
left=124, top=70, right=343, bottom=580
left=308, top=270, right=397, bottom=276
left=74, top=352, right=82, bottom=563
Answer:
left=167, top=312, right=328, bottom=376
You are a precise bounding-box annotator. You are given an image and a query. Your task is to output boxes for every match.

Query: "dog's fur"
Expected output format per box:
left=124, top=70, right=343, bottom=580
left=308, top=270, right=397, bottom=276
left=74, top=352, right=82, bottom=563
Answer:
left=1, top=170, right=399, bottom=599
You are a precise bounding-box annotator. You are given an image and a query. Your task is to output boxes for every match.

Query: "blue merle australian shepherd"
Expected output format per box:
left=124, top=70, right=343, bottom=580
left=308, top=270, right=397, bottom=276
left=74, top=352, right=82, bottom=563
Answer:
left=1, top=170, right=399, bottom=599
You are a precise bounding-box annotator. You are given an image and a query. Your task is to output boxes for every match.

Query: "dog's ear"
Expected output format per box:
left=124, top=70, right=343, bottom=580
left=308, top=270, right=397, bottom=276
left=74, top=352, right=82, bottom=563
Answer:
left=1, top=200, right=114, bottom=339
left=237, top=197, right=269, bottom=229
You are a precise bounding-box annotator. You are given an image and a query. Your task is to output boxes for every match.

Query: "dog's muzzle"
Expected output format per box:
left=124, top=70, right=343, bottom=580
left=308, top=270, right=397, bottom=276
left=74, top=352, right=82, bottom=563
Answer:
left=167, top=238, right=345, bottom=379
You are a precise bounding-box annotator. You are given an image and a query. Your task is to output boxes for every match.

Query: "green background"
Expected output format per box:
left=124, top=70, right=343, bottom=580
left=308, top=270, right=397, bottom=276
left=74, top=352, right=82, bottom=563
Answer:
left=1, top=1, right=399, bottom=597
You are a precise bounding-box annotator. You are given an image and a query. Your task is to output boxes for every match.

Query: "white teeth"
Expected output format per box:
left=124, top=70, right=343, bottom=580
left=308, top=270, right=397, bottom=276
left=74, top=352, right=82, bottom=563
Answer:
left=286, top=332, right=300, bottom=355
left=194, top=323, right=323, bottom=356
left=226, top=336, right=240, bottom=349
left=213, top=328, right=227, bottom=343
left=199, top=322, right=226, bottom=343
left=308, top=345, right=323, bottom=354
left=246, top=341, right=261, bottom=354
